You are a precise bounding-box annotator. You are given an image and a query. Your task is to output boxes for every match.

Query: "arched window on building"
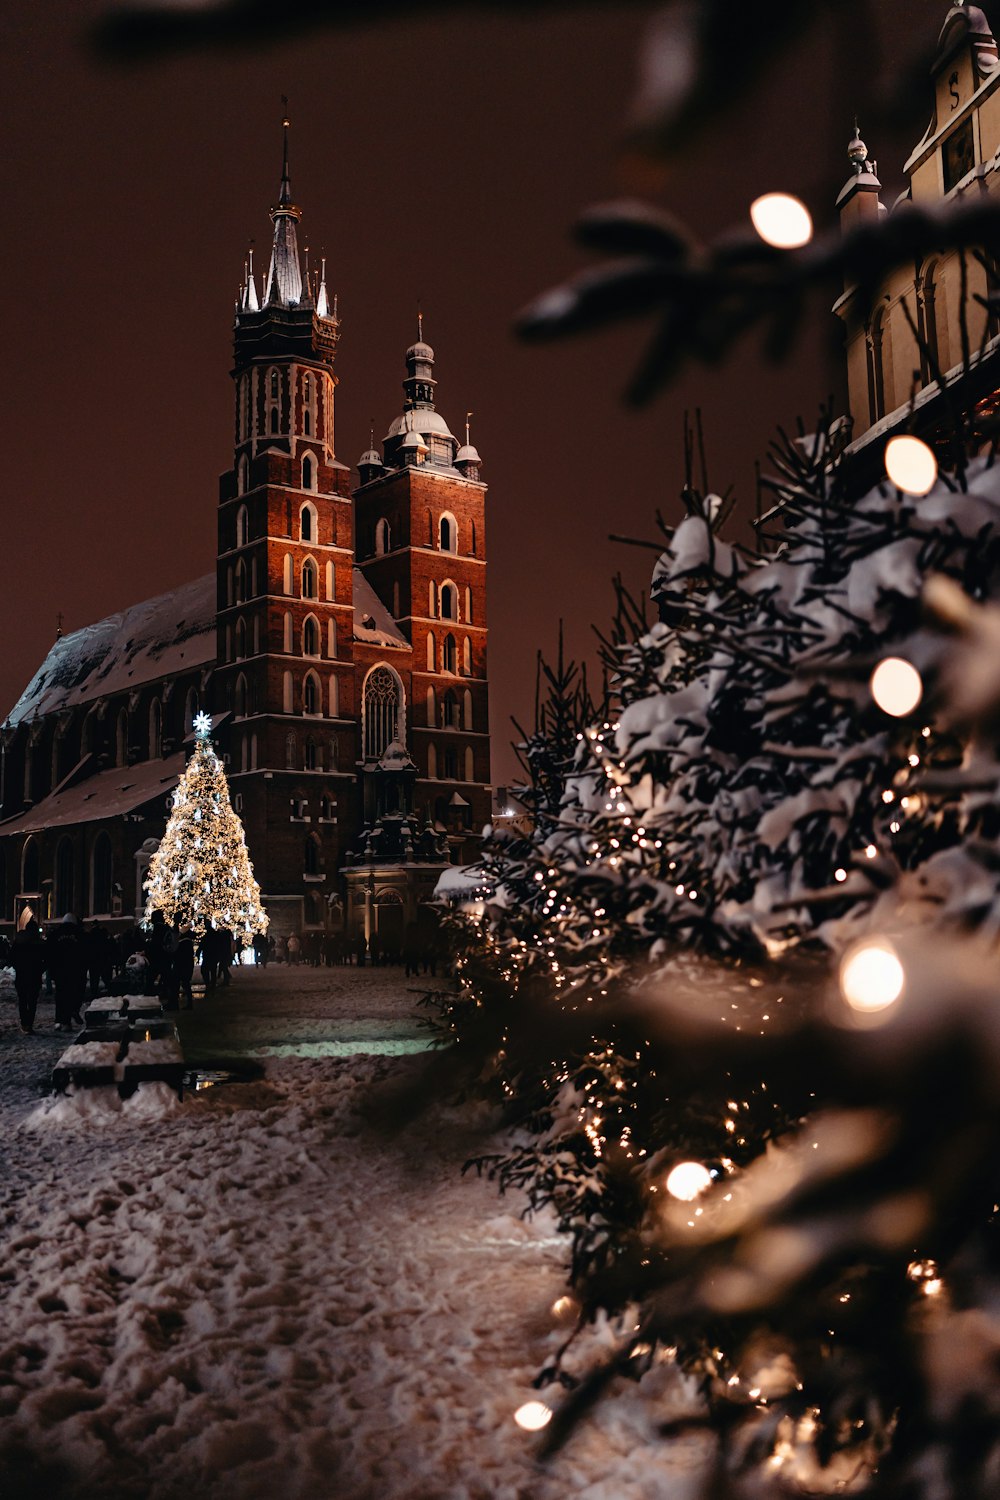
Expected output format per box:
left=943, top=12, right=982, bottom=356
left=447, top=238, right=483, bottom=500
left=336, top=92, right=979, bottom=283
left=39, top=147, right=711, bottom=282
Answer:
left=302, top=558, right=318, bottom=599
left=375, top=517, right=391, bottom=555
left=300, top=500, right=317, bottom=541
left=116, top=709, right=128, bottom=767
left=226, top=564, right=234, bottom=607
left=235, top=616, right=247, bottom=659
left=426, top=685, right=436, bottom=725
left=234, top=673, right=248, bottom=717
left=465, top=746, right=475, bottom=782
left=439, top=513, right=457, bottom=552
left=21, top=836, right=40, bottom=893
left=463, top=689, right=473, bottom=731
left=363, top=665, right=404, bottom=759
left=302, top=372, right=315, bottom=436
left=443, top=633, right=457, bottom=674
left=237, top=457, right=249, bottom=497
left=866, top=300, right=892, bottom=425
left=328, top=676, right=339, bottom=717
left=429, top=580, right=437, bottom=617
left=327, top=619, right=337, bottom=658
left=304, top=833, right=321, bottom=876
left=235, top=558, right=248, bottom=604
left=916, top=259, right=942, bottom=387
left=283, top=671, right=293, bottom=714
left=426, top=631, right=436, bottom=672
left=283, top=554, right=294, bottom=595
left=326, top=561, right=335, bottom=601
left=55, top=836, right=74, bottom=917
left=269, top=368, right=279, bottom=400
left=464, top=587, right=473, bottom=624
left=427, top=743, right=437, bottom=779
left=304, top=737, right=318, bottom=771
left=303, top=615, right=320, bottom=657
left=303, top=670, right=321, bottom=715
left=149, top=698, right=162, bottom=759
left=237, top=502, right=249, bottom=545
left=442, top=690, right=459, bottom=728
left=91, top=832, right=113, bottom=916
left=283, top=612, right=293, bottom=653
left=463, top=637, right=473, bottom=675
left=440, top=582, right=458, bottom=621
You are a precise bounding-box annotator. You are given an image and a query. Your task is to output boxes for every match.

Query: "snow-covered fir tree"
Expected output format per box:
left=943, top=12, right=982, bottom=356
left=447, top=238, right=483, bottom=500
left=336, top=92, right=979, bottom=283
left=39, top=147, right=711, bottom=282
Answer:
left=143, top=713, right=268, bottom=943
left=439, top=409, right=1000, bottom=1495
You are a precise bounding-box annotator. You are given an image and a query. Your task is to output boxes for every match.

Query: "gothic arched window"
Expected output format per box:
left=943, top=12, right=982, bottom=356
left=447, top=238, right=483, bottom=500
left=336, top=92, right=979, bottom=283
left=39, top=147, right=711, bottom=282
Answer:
left=363, top=665, right=404, bottom=760
left=91, top=832, right=113, bottom=916
left=149, top=698, right=162, bottom=758
left=234, top=673, right=248, bottom=717
left=440, top=582, right=458, bottom=621
left=300, top=501, right=317, bottom=541
left=237, top=502, right=249, bottom=545
left=304, top=737, right=317, bottom=771
left=439, top=513, right=457, bottom=552
left=426, top=631, right=436, bottom=672
left=235, top=559, right=248, bottom=604
left=443, top=633, right=457, bottom=674
left=302, top=455, right=316, bottom=493
left=302, top=558, right=318, bottom=599
left=375, top=517, right=391, bottom=555
left=303, top=615, right=320, bottom=657
left=235, top=616, right=247, bottom=659
left=54, top=836, right=74, bottom=917
left=442, top=690, right=459, bottom=728
left=303, top=670, right=321, bottom=715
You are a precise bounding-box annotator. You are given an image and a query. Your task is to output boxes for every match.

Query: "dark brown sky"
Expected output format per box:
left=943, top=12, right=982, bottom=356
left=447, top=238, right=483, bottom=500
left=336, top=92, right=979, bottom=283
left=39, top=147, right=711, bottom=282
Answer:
left=1, top=0, right=954, bottom=784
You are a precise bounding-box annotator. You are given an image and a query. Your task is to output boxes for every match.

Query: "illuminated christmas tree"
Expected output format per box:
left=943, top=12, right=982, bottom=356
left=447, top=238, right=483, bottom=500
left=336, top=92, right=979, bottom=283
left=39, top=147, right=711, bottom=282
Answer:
left=143, top=713, right=268, bottom=945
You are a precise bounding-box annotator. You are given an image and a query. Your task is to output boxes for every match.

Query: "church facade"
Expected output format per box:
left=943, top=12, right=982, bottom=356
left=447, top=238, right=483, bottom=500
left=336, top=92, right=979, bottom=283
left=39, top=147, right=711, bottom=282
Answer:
left=0, top=124, right=492, bottom=946
left=835, top=3, right=1000, bottom=475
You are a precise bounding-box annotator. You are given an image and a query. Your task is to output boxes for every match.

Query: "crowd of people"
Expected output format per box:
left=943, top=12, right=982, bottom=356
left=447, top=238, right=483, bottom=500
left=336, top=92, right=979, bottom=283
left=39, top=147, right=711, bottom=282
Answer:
left=1, top=910, right=447, bottom=1036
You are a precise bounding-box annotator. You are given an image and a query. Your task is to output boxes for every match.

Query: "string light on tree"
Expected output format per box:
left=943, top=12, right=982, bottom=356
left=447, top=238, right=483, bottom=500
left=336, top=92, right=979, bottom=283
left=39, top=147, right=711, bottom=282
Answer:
left=514, top=1401, right=553, bottom=1431
left=749, top=192, right=813, bottom=248
left=885, top=435, right=938, bottom=496
left=666, top=1161, right=713, bottom=1201
left=870, top=657, right=923, bottom=717
left=839, top=939, right=905, bottom=1015
left=143, top=715, right=268, bottom=944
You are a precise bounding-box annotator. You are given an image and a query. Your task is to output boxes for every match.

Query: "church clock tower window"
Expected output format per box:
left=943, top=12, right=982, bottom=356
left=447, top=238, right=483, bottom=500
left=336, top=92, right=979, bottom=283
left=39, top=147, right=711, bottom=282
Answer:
left=363, top=665, right=404, bottom=759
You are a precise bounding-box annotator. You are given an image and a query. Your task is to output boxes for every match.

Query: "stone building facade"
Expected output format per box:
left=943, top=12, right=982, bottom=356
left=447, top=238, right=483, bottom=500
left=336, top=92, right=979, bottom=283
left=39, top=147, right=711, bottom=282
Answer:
left=0, top=125, right=492, bottom=946
left=836, top=4, right=1000, bottom=473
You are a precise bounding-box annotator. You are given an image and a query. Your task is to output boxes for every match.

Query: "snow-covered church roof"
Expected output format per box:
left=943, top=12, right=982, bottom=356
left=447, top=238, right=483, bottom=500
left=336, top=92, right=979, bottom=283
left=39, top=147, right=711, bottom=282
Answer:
left=5, top=576, right=218, bottom=727
left=5, top=564, right=413, bottom=727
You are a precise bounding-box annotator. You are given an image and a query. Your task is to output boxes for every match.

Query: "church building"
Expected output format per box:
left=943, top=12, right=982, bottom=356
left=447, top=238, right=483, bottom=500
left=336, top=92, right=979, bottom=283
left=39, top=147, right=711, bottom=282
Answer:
left=0, top=122, right=492, bottom=947
left=835, top=3, right=1000, bottom=473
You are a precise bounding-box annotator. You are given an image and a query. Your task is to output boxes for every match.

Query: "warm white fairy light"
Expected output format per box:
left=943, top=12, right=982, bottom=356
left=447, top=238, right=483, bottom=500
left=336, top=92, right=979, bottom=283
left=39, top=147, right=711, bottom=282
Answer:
left=749, top=192, right=813, bottom=249
left=840, top=939, right=905, bottom=1014
left=834, top=868, right=847, bottom=882
left=514, top=1401, right=553, bottom=1431
left=871, top=657, right=923, bottom=717
left=666, top=1161, right=713, bottom=1202
left=885, top=434, right=937, bottom=496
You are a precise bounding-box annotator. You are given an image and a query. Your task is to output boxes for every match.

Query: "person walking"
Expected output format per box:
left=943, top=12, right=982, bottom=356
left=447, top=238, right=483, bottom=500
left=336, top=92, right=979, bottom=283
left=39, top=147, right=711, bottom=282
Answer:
left=287, top=933, right=301, bottom=967
left=49, top=914, right=86, bottom=1031
left=11, top=918, right=46, bottom=1034
left=173, top=928, right=195, bottom=1010
left=216, top=927, right=234, bottom=986
left=199, top=927, right=218, bottom=989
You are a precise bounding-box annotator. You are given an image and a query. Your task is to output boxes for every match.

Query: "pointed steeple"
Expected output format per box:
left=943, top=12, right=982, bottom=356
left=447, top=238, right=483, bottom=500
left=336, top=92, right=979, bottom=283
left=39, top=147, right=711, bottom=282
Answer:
left=403, top=312, right=436, bottom=410
left=264, top=109, right=303, bottom=308
left=242, top=243, right=260, bottom=312
left=316, top=253, right=330, bottom=318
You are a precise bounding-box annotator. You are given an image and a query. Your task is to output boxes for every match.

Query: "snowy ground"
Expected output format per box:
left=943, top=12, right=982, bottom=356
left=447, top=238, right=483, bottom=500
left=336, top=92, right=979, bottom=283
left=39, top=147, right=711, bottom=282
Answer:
left=1, top=967, right=708, bottom=1500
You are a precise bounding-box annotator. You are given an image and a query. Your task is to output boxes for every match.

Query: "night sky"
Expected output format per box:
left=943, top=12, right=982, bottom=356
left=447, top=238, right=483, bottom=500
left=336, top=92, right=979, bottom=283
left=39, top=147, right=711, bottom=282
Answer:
left=1, top=0, right=955, bottom=784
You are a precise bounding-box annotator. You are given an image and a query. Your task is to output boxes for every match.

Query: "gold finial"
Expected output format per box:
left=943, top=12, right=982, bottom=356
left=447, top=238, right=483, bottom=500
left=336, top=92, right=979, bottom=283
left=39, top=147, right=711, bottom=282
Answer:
left=417, top=306, right=423, bottom=341
left=465, top=411, right=473, bottom=445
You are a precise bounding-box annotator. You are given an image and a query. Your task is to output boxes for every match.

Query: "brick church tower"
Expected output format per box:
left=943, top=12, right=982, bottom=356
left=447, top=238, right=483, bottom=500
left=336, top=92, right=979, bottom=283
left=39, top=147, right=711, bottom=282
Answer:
left=216, top=118, right=360, bottom=933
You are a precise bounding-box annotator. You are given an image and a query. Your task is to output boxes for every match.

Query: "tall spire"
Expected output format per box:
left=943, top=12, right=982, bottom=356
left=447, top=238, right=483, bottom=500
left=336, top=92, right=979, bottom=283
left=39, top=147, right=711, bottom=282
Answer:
left=316, top=252, right=330, bottom=317
left=264, top=104, right=303, bottom=308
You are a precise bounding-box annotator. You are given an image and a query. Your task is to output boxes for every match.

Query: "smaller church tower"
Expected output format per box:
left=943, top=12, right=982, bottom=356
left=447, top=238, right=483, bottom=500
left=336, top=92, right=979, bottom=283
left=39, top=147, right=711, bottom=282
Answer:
left=353, top=327, right=491, bottom=856
left=216, top=117, right=358, bottom=932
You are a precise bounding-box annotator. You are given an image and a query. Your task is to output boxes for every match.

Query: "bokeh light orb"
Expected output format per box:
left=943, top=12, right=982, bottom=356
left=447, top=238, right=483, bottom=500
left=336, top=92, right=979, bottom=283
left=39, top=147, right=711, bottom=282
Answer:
left=840, top=940, right=905, bottom=1014
left=666, top=1161, right=713, bottom=1202
left=885, top=435, right=938, bottom=496
left=870, top=657, right=923, bottom=717
left=750, top=193, right=813, bottom=249
left=514, top=1401, right=553, bottom=1431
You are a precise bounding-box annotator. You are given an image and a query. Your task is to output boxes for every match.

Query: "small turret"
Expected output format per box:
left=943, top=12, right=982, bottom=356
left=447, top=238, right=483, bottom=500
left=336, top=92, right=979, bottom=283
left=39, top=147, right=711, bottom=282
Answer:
left=836, top=121, right=883, bottom=245
left=455, top=411, right=482, bottom=480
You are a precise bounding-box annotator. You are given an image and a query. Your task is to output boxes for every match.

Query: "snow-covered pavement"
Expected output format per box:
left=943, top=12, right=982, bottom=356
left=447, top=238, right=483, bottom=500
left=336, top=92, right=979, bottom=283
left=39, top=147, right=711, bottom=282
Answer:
left=1, top=968, right=706, bottom=1499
